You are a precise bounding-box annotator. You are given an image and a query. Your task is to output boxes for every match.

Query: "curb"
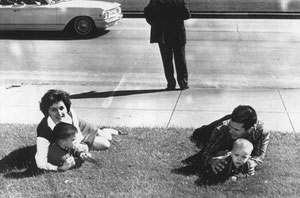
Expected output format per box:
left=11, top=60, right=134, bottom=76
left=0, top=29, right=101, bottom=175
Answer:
left=123, top=11, right=300, bottom=19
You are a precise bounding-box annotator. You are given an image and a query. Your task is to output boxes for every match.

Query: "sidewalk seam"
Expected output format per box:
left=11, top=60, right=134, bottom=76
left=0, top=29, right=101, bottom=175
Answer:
left=236, top=22, right=242, bottom=41
left=277, top=89, right=295, bottom=132
left=166, top=91, right=182, bottom=128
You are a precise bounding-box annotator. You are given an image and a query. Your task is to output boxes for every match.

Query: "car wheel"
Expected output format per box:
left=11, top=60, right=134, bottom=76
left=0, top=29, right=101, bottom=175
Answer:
left=73, top=17, right=95, bottom=36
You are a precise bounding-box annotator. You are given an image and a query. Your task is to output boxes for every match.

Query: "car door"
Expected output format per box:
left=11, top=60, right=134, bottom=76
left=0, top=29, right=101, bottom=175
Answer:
left=0, top=5, right=14, bottom=30
left=12, top=4, right=57, bottom=30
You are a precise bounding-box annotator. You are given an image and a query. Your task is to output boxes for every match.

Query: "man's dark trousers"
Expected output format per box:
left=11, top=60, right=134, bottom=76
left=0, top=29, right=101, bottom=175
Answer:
left=159, top=42, right=188, bottom=89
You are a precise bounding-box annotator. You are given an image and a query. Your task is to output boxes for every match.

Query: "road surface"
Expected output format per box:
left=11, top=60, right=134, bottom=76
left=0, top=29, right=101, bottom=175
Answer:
left=1, top=18, right=300, bottom=89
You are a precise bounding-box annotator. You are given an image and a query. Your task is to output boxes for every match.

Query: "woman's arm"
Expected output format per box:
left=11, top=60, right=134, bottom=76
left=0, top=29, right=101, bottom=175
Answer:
left=35, top=137, right=58, bottom=171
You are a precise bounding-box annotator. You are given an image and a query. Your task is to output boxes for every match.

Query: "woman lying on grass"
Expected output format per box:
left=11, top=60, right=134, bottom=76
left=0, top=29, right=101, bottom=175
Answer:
left=35, top=89, right=123, bottom=171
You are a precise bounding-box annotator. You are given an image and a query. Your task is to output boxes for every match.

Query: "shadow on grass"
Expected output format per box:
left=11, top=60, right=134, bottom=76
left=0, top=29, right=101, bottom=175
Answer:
left=69, top=88, right=177, bottom=99
left=0, top=145, right=45, bottom=179
left=0, top=29, right=110, bottom=40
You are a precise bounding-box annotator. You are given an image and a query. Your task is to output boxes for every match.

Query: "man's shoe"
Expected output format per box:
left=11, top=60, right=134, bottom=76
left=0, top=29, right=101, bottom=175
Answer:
left=180, top=85, right=189, bottom=90
left=165, top=86, right=176, bottom=90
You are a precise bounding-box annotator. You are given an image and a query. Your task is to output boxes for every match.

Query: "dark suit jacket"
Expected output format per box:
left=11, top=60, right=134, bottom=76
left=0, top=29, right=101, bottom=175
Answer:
left=144, top=0, right=191, bottom=45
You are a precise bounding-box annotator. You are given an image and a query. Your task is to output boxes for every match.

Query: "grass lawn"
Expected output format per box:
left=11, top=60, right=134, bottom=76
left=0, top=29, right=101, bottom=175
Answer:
left=0, top=124, right=300, bottom=198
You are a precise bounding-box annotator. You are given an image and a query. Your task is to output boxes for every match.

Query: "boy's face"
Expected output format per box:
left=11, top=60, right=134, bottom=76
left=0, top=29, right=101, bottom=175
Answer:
left=231, top=146, right=251, bottom=168
left=60, top=134, right=76, bottom=149
left=228, top=121, right=247, bottom=139
left=48, top=100, right=68, bottom=124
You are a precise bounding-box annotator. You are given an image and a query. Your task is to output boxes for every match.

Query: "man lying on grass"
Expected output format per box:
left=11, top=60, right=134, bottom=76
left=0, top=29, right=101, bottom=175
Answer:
left=47, top=122, right=92, bottom=171
left=199, top=138, right=254, bottom=185
left=174, top=105, right=270, bottom=184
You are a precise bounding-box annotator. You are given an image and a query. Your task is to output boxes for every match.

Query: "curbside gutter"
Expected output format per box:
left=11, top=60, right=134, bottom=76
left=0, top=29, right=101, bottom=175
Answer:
left=123, top=11, right=300, bottom=19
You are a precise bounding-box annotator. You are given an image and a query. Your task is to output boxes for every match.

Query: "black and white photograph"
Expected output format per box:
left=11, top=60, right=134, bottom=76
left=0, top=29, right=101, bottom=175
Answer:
left=0, top=0, right=299, bottom=197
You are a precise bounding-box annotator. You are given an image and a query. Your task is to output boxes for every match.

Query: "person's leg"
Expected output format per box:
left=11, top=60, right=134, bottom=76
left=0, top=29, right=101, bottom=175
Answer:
left=78, top=119, right=98, bottom=136
left=92, top=136, right=110, bottom=150
left=173, top=150, right=205, bottom=175
left=174, top=43, right=188, bottom=89
left=78, top=119, right=98, bottom=148
left=78, top=119, right=113, bottom=148
left=99, top=128, right=119, bottom=136
left=78, top=119, right=124, bottom=150
left=96, top=128, right=113, bottom=141
left=181, top=150, right=204, bottom=165
left=158, top=43, right=176, bottom=89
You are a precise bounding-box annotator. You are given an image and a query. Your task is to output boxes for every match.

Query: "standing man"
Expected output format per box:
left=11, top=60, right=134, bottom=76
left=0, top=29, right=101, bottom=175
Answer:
left=144, top=0, right=191, bottom=90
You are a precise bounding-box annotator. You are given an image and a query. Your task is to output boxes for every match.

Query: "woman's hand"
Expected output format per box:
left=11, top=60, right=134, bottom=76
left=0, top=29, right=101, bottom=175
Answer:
left=58, top=156, right=75, bottom=171
left=208, top=156, right=227, bottom=174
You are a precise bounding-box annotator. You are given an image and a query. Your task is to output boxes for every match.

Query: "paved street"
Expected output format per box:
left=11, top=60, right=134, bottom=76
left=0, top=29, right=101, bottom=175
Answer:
left=1, top=18, right=300, bottom=89
left=1, top=18, right=300, bottom=132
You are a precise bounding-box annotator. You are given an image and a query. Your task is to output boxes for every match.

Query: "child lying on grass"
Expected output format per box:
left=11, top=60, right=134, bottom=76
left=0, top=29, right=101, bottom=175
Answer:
left=47, top=122, right=92, bottom=171
left=199, top=138, right=254, bottom=185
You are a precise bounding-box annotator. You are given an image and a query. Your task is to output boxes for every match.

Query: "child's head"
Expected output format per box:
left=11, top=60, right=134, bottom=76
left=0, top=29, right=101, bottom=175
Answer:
left=53, top=122, right=77, bottom=149
left=231, top=138, right=253, bottom=168
left=229, top=105, right=257, bottom=139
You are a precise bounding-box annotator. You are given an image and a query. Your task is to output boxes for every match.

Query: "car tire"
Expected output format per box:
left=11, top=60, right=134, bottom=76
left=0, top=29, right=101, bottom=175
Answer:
left=73, top=17, right=95, bottom=36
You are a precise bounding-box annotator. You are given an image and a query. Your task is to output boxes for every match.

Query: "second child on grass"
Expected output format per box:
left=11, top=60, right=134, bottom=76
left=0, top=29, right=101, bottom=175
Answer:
left=47, top=122, right=92, bottom=171
left=200, top=138, right=254, bottom=185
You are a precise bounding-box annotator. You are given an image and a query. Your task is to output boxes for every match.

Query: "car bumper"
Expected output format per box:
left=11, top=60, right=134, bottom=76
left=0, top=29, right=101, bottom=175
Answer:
left=94, top=13, right=123, bottom=29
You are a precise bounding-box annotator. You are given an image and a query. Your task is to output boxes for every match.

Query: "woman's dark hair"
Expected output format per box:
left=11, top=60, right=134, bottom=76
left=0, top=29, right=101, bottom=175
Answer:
left=53, top=122, right=77, bottom=142
left=231, top=105, right=257, bottom=130
left=39, top=89, right=71, bottom=116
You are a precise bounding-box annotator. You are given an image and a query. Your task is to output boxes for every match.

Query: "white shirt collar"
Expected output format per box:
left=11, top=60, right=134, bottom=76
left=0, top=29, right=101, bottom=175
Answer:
left=47, top=113, right=73, bottom=130
left=47, top=116, right=56, bottom=131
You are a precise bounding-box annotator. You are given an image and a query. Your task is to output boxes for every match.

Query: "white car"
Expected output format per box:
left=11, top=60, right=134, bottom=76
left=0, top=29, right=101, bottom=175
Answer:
left=0, top=0, right=122, bottom=36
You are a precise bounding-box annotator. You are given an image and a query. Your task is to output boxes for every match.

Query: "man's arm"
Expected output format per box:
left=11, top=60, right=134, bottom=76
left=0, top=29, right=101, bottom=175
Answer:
left=178, top=0, right=191, bottom=20
left=248, top=123, right=270, bottom=169
left=201, top=126, right=230, bottom=174
left=202, top=127, right=226, bottom=166
left=144, top=3, right=161, bottom=25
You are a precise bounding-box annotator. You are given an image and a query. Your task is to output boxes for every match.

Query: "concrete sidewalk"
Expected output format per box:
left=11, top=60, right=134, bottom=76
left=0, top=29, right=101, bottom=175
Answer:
left=0, top=84, right=299, bottom=132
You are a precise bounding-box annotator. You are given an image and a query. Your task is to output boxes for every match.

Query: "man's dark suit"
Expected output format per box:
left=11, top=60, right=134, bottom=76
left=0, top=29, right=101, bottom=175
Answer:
left=144, top=0, right=191, bottom=90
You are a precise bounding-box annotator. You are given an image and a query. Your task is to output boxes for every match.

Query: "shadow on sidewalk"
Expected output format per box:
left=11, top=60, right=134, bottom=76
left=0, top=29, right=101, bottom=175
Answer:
left=70, top=88, right=176, bottom=99
left=0, top=145, right=44, bottom=179
left=0, top=30, right=110, bottom=40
